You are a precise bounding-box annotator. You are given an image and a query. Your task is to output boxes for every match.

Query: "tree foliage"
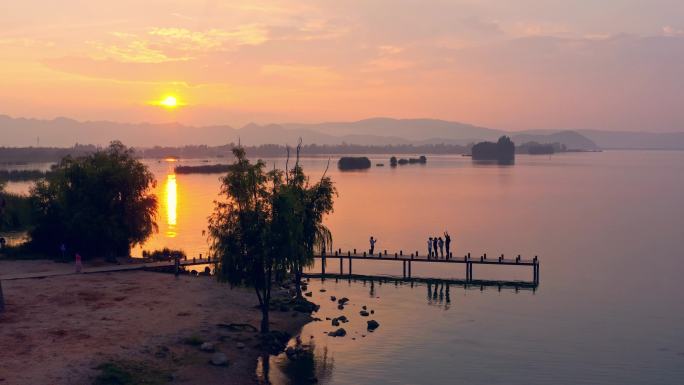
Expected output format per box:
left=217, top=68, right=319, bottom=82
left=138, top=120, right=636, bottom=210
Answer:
left=280, top=143, right=336, bottom=297
left=29, top=141, right=157, bottom=259
left=209, top=147, right=281, bottom=333
left=209, top=145, right=336, bottom=332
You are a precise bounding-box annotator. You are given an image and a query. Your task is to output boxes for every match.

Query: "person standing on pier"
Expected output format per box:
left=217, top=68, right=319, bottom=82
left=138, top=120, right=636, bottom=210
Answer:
left=432, top=237, right=438, bottom=258
left=438, top=237, right=444, bottom=258
left=428, top=237, right=433, bottom=258
left=369, top=236, right=377, bottom=255
left=444, top=232, right=451, bottom=258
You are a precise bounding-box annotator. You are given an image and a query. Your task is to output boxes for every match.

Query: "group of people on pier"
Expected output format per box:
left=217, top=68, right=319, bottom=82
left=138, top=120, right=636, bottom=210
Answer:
left=428, top=232, right=451, bottom=259
left=368, top=232, right=452, bottom=259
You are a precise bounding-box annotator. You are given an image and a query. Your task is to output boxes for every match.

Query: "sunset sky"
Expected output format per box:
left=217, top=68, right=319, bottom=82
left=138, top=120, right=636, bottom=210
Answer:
left=2, top=0, right=683, bottom=131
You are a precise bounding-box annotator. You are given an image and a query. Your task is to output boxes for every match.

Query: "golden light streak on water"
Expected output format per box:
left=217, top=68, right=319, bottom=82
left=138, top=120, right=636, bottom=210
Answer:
left=165, top=174, right=178, bottom=237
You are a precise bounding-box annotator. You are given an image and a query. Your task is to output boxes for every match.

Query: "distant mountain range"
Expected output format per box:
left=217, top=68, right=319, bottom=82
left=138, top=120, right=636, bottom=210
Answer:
left=1, top=114, right=683, bottom=150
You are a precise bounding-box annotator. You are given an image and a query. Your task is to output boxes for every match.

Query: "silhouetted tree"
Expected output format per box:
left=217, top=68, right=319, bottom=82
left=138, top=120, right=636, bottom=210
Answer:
left=209, top=147, right=287, bottom=333
left=280, top=143, right=335, bottom=298
left=29, top=141, right=158, bottom=259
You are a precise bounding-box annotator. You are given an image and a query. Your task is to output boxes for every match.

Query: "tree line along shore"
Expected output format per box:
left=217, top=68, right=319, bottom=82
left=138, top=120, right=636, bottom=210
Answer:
left=0, top=140, right=580, bottom=166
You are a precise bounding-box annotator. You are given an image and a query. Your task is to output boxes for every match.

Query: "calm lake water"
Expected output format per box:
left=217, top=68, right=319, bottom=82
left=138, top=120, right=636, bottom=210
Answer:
left=5, top=151, right=684, bottom=384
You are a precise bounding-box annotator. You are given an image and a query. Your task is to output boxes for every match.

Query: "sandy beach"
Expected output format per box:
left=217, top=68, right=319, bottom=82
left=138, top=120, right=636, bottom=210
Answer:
left=0, top=260, right=312, bottom=385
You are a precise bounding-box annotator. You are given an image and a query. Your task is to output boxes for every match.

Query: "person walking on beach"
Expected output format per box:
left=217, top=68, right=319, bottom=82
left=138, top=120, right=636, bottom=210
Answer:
left=369, top=236, right=377, bottom=256
left=432, top=237, right=438, bottom=259
left=428, top=237, right=433, bottom=258
left=438, top=237, right=444, bottom=258
left=444, top=232, right=451, bottom=258
left=75, top=253, right=82, bottom=273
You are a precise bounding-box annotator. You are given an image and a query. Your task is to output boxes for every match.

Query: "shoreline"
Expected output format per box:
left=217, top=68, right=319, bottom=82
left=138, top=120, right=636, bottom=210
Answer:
left=0, top=260, right=314, bottom=385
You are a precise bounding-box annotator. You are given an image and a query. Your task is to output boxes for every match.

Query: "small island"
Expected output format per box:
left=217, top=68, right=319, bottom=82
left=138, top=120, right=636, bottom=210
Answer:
left=471, top=136, right=515, bottom=164
left=390, top=155, right=427, bottom=167
left=338, top=157, right=371, bottom=170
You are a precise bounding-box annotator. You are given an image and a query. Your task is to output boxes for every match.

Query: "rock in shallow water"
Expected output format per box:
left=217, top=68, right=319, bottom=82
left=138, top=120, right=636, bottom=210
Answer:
left=367, top=320, right=380, bottom=331
left=328, top=328, right=347, bottom=337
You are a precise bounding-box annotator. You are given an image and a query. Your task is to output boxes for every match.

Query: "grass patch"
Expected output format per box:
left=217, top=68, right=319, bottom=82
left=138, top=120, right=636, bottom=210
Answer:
left=93, top=360, right=172, bottom=385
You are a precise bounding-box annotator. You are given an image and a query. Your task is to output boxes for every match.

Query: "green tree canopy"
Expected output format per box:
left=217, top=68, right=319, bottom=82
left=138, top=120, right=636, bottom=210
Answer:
left=209, top=146, right=283, bottom=333
left=209, top=145, right=336, bottom=332
left=30, top=141, right=157, bottom=259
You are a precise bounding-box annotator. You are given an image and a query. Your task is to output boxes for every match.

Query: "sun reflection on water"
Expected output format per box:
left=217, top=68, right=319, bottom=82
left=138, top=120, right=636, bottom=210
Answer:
left=165, top=174, right=177, bottom=237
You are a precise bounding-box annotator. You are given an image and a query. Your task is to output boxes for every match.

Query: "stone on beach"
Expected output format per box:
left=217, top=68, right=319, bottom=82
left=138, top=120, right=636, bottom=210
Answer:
left=210, top=352, right=229, bottom=366
left=200, top=342, right=216, bottom=352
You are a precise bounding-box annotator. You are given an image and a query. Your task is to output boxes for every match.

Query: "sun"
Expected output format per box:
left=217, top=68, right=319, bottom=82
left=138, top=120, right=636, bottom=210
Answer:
left=159, top=95, right=178, bottom=108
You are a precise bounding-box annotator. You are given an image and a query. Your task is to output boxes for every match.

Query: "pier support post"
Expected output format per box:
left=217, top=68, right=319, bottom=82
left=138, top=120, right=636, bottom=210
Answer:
left=408, top=261, right=412, bottom=278
left=339, top=257, right=343, bottom=275
left=348, top=257, right=352, bottom=276
left=403, top=260, right=407, bottom=278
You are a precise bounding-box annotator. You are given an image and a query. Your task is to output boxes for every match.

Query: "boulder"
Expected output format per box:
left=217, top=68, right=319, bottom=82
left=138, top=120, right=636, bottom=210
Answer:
left=200, top=342, right=215, bottom=352
left=210, top=352, right=229, bottom=366
left=337, top=297, right=349, bottom=305
left=330, top=296, right=337, bottom=302
left=328, top=328, right=347, bottom=337
left=304, top=292, right=313, bottom=297
left=367, top=320, right=380, bottom=331
left=360, top=310, right=369, bottom=317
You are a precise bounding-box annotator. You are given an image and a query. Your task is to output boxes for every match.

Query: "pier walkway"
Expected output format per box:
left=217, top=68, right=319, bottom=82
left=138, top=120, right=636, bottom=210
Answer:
left=1, top=249, right=540, bottom=286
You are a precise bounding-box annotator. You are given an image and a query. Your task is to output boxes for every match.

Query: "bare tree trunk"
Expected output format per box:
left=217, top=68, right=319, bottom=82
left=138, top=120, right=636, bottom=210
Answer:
left=260, top=304, right=270, bottom=333
left=294, top=265, right=303, bottom=298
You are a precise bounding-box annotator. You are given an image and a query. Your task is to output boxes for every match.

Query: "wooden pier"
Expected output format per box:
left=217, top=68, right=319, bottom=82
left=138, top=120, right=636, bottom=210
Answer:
left=1, top=251, right=539, bottom=287
left=316, top=250, right=540, bottom=285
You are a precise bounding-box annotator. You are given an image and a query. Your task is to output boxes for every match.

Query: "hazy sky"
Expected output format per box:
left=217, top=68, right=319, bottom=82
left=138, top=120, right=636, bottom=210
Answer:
left=1, top=0, right=683, bottom=131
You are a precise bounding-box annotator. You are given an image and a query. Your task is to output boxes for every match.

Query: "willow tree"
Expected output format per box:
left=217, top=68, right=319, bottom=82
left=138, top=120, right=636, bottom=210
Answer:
left=209, top=147, right=287, bottom=333
left=29, top=141, right=157, bottom=259
left=281, top=143, right=336, bottom=298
